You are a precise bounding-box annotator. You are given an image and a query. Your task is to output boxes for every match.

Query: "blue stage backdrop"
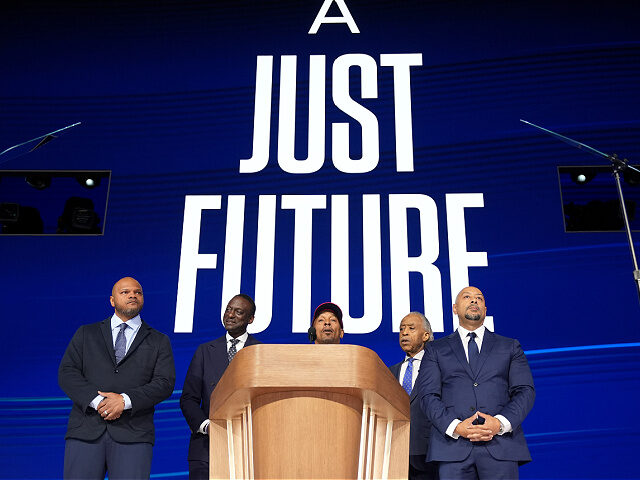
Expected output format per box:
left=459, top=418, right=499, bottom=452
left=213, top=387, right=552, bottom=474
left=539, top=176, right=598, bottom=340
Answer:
left=1, top=1, right=640, bottom=478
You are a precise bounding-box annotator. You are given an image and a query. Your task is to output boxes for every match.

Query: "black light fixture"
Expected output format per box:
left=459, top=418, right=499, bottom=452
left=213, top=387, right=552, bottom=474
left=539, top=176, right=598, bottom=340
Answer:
left=624, top=166, right=640, bottom=186
left=0, top=203, right=19, bottom=223
left=25, top=173, right=52, bottom=190
left=57, top=197, right=101, bottom=234
left=0, top=204, right=44, bottom=234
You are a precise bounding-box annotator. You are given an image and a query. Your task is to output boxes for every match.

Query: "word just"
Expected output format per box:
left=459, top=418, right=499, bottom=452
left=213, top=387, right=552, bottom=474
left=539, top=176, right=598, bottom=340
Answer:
left=240, top=53, right=423, bottom=174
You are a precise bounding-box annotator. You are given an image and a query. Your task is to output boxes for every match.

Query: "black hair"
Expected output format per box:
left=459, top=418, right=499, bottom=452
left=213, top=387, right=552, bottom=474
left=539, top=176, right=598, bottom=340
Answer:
left=233, top=293, right=256, bottom=317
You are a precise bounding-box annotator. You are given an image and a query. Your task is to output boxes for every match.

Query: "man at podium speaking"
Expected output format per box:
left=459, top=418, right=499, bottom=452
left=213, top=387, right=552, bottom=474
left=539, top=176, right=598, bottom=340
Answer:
left=180, top=294, right=262, bottom=479
left=310, top=302, right=344, bottom=344
left=389, top=312, right=438, bottom=480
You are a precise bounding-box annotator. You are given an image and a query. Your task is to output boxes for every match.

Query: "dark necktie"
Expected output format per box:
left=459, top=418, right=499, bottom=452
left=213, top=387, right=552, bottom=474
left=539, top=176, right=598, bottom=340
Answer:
left=228, top=338, right=240, bottom=362
left=467, top=331, right=479, bottom=373
left=402, top=357, right=414, bottom=395
left=115, top=323, right=128, bottom=363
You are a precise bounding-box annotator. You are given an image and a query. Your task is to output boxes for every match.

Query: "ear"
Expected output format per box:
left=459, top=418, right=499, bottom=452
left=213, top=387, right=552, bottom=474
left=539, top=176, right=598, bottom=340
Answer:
left=110, top=296, right=115, bottom=307
left=452, top=303, right=458, bottom=315
left=422, top=331, right=430, bottom=342
left=248, top=315, right=255, bottom=325
left=339, top=329, right=344, bottom=339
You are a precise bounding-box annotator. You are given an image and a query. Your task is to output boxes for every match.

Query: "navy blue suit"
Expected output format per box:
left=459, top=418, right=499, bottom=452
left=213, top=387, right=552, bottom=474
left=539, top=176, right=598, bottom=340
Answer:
left=389, top=359, right=438, bottom=480
left=180, top=335, right=261, bottom=475
left=417, top=330, right=534, bottom=474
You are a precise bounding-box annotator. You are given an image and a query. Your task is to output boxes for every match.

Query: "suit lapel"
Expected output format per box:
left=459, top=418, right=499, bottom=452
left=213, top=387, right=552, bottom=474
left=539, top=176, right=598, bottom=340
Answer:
left=100, top=318, right=117, bottom=365
left=476, top=329, right=496, bottom=375
left=448, top=332, right=475, bottom=379
left=409, top=385, right=418, bottom=402
left=120, top=320, right=151, bottom=363
left=209, top=336, right=230, bottom=369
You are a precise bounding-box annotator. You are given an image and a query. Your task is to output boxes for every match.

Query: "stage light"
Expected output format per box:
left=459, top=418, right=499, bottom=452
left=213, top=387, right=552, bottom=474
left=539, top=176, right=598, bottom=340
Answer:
left=569, top=169, right=596, bottom=185
left=25, top=173, right=52, bottom=190
left=75, top=174, right=100, bottom=189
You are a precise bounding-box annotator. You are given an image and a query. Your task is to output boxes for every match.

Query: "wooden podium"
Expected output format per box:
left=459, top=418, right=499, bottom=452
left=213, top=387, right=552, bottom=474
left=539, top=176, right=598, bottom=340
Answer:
left=208, top=344, right=410, bottom=479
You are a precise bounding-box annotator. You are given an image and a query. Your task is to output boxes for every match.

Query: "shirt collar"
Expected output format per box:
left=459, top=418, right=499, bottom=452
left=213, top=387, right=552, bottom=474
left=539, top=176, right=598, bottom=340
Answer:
left=457, top=323, right=486, bottom=342
left=110, top=313, right=142, bottom=332
left=405, top=348, right=425, bottom=362
left=226, top=331, right=249, bottom=344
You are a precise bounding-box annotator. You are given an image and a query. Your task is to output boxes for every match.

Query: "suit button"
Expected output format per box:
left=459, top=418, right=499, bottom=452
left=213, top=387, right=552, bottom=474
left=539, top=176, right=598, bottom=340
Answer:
left=470, top=406, right=474, bottom=411
left=474, top=382, right=478, bottom=387
left=114, top=369, right=119, bottom=373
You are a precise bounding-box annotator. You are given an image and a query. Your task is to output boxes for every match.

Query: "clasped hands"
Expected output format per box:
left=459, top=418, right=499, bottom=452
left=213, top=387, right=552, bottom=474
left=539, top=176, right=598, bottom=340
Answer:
left=96, top=391, right=124, bottom=421
left=454, top=411, right=501, bottom=442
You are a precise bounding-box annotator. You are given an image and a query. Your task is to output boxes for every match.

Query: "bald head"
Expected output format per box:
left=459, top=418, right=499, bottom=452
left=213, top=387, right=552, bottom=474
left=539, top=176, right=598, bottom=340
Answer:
left=110, top=277, right=144, bottom=321
left=453, top=286, right=486, bottom=331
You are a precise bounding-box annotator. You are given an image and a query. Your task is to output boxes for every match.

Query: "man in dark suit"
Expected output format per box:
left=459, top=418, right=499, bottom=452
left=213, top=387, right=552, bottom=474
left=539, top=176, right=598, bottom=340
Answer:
left=417, top=286, right=535, bottom=480
left=389, top=312, right=438, bottom=480
left=180, top=294, right=262, bottom=479
left=58, top=276, right=176, bottom=480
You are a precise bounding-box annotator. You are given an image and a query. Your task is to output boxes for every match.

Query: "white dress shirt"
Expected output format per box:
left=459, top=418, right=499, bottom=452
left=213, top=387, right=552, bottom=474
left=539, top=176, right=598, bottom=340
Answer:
left=445, top=325, right=512, bottom=438
left=226, top=331, right=249, bottom=353
left=398, top=349, right=425, bottom=390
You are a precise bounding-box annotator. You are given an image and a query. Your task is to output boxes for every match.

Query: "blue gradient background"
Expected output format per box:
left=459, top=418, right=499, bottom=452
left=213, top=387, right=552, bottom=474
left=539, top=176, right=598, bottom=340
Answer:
left=1, top=1, right=640, bottom=478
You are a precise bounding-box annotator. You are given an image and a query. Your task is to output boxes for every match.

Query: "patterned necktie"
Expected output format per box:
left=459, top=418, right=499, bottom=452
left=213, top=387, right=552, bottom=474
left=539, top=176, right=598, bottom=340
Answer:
left=228, top=338, right=240, bottom=362
left=402, top=357, right=414, bottom=395
left=115, top=323, right=128, bottom=363
left=467, top=331, right=479, bottom=373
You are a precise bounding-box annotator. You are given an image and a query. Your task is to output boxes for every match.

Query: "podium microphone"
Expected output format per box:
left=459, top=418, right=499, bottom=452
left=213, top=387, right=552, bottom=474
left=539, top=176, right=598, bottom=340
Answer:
left=308, top=326, right=317, bottom=343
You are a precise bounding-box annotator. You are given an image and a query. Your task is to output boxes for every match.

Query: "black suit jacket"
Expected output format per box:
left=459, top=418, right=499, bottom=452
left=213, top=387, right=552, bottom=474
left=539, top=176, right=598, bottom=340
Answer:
left=180, top=334, right=262, bottom=462
left=58, top=318, right=176, bottom=445
left=390, top=357, right=433, bottom=470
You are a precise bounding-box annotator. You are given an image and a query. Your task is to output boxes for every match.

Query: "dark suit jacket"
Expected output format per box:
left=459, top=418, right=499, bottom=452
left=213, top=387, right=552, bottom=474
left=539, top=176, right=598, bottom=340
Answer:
left=58, top=318, right=176, bottom=445
left=180, top=334, right=262, bottom=462
left=417, top=330, right=535, bottom=464
left=390, top=357, right=436, bottom=478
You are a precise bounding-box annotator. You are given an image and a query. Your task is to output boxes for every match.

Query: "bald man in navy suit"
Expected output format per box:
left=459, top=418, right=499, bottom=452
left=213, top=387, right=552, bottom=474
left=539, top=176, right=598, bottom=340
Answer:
left=417, top=286, right=535, bottom=480
left=180, top=294, right=262, bottom=479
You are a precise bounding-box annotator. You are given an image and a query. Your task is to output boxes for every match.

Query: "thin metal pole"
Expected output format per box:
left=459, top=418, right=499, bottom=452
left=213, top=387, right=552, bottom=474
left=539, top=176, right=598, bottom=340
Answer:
left=612, top=168, right=640, bottom=302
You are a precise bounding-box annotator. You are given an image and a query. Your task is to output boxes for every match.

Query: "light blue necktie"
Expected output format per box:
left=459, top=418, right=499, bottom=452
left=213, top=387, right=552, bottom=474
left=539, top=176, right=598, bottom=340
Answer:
left=402, top=357, right=414, bottom=395
left=468, top=331, right=479, bottom=373
left=115, top=323, right=128, bottom=363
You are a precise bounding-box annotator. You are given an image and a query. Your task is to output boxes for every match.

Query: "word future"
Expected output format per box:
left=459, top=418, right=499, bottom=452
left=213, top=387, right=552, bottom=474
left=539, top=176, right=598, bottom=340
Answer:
left=174, top=193, right=491, bottom=334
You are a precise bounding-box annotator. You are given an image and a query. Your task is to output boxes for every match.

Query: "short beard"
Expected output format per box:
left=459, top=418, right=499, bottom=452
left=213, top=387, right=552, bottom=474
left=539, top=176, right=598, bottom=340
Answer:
left=465, top=312, right=482, bottom=322
left=117, top=305, right=142, bottom=319
left=316, top=336, right=340, bottom=344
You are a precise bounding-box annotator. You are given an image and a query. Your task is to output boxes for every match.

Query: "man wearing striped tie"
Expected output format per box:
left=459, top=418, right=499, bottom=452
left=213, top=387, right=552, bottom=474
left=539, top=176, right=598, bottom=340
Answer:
left=388, top=312, right=438, bottom=480
left=180, top=294, right=262, bottom=479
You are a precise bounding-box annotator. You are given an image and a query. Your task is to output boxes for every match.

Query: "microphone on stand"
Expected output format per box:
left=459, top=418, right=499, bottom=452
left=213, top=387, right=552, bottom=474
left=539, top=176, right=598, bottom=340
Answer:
left=307, top=326, right=317, bottom=343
